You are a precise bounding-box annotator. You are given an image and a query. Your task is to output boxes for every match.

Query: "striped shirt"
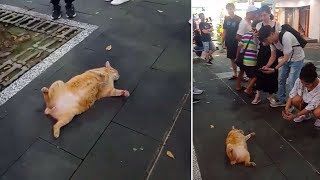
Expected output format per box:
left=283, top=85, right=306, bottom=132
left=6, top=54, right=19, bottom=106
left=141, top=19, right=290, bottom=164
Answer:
left=240, top=32, right=257, bottom=66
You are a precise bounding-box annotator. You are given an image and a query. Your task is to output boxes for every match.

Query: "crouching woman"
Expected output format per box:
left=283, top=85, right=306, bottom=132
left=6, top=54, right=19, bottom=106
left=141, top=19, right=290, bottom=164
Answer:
left=282, top=63, right=320, bottom=127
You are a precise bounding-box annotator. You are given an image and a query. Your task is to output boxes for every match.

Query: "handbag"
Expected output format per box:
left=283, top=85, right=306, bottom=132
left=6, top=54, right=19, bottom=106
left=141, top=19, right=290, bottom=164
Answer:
left=235, top=34, right=254, bottom=67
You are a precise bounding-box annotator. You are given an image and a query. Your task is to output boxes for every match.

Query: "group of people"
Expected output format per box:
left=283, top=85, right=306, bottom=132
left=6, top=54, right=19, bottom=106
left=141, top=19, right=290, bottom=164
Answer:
left=193, top=3, right=320, bottom=127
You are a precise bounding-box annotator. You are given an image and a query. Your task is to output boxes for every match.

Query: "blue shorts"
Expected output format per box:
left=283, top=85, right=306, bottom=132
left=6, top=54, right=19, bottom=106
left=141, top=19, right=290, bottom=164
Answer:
left=202, top=41, right=214, bottom=52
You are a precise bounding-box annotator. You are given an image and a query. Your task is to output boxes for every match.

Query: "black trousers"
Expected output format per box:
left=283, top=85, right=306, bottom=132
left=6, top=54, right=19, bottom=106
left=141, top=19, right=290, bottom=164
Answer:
left=50, top=0, right=74, bottom=6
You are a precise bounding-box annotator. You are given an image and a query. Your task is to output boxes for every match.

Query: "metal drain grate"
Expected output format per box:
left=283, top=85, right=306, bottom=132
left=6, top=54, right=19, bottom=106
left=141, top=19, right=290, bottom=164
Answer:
left=0, top=8, right=83, bottom=90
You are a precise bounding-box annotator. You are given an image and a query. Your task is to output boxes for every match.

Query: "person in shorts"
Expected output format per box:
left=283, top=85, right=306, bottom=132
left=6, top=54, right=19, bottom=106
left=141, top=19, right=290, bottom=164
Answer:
left=199, top=13, right=215, bottom=65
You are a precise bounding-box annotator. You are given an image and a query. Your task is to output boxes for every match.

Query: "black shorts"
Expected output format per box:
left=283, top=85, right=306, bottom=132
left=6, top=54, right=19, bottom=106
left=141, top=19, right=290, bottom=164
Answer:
left=243, top=66, right=257, bottom=78
left=226, top=41, right=238, bottom=59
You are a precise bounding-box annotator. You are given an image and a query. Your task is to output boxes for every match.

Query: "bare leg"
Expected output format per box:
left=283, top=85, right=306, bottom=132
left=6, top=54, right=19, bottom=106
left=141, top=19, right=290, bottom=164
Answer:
left=245, top=77, right=257, bottom=94
left=236, top=70, right=244, bottom=90
left=231, top=59, right=237, bottom=77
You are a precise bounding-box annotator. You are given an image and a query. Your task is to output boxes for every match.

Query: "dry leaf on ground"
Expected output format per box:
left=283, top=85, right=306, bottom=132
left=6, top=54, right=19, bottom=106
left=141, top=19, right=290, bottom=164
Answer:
left=166, top=151, right=175, bottom=159
left=106, top=45, right=112, bottom=51
left=210, top=125, right=214, bottom=128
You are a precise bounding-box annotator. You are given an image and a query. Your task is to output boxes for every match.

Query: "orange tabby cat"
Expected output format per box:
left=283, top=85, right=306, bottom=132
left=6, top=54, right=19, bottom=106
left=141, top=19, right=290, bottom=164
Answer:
left=226, top=126, right=256, bottom=167
left=41, top=61, right=129, bottom=138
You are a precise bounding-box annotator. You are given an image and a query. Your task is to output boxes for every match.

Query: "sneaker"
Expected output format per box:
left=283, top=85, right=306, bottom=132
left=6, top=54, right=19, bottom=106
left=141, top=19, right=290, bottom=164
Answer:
left=293, top=114, right=311, bottom=123
left=66, top=4, right=76, bottom=18
left=314, top=119, right=320, bottom=127
left=193, top=98, right=200, bottom=104
left=111, top=0, right=130, bottom=5
left=193, top=87, right=204, bottom=95
left=51, top=6, right=62, bottom=20
left=206, top=60, right=213, bottom=66
left=267, top=96, right=276, bottom=104
left=270, top=101, right=286, bottom=108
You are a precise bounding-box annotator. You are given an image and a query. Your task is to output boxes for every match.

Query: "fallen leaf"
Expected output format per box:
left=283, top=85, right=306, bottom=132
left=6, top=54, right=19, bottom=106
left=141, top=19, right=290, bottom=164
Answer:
left=3, top=65, right=10, bottom=70
left=133, top=148, right=138, bottom=151
left=206, top=102, right=210, bottom=104
left=110, top=18, right=113, bottom=20
left=95, top=11, right=100, bottom=14
left=166, top=151, right=175, bottom=159
left=139, top=147, right=144, bottom=151
left=106, top=45, right=112, bottom=51
left=157, top=10, right=163, bottom=13
left=288, top=139, right=293, bottom=142
left=210, top=125, right=214, bottom=128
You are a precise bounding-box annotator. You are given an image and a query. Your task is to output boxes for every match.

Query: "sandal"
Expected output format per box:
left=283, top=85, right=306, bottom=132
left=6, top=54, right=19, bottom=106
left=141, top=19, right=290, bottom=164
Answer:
left=251, top=99, right=261, bottom=105
left=236, top=86, right=246, bottom=91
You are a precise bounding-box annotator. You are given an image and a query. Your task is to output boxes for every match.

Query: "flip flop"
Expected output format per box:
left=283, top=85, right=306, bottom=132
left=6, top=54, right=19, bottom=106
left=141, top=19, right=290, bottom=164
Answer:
left=251, top=99, right=261, bottom=105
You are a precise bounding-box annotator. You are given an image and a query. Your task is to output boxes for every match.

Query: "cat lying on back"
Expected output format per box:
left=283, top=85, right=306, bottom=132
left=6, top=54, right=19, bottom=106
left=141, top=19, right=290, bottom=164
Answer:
left=41, top=61, right=129, bottom=138
left=226, top=126, right=256, bottom=167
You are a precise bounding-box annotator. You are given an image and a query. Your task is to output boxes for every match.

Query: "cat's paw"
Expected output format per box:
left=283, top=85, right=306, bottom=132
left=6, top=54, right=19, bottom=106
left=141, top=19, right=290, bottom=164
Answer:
left=53, top=126, right=60, bottom=138
left=122, top=90, right=130, bottom=97
left=44, top=108, right=50, bottom=115
left=41, top=87, right=49, bottom=93
left=230, top=161, right=236, bottom=165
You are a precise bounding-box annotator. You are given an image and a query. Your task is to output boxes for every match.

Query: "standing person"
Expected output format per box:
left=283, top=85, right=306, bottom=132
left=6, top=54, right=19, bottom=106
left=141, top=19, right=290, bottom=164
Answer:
left=222, top=3, right=242, bottom=80
left=235, top=5, right=259, bottom=91
left=193, top=29, right=204, bottom=58
left=235, top=22, right=259, bottom=94
left=199, top=13, right=214, bottom=65
left=251, top=5, right=281, bottom=104
left=259, top=25, right=305, bottom=107
left=51, top=0, right=76, bottom=20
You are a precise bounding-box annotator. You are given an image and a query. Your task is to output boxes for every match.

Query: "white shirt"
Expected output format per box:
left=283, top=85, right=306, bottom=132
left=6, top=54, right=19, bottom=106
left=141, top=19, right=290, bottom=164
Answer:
left=270, top=32, right=305, bottom=61
left=237, top=19, right=252, bottom=36
left=256, top=21, right=281, bottom=32
left=289, top=78, right=320, bottom=111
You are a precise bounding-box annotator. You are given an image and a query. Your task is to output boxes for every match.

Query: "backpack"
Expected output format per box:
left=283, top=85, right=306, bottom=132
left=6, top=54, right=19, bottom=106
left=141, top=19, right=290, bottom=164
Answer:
left=279, top=24, right=308, bottom=48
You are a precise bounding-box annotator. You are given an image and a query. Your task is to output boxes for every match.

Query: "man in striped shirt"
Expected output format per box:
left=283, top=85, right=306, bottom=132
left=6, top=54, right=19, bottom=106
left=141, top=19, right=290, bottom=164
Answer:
left=235, top=5, right=260, bottom=93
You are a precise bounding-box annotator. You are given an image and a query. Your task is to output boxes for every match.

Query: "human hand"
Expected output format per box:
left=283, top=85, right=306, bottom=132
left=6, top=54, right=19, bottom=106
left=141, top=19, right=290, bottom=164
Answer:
left=260, top=67, right=275, bottom=74
left=282, top=110, right=295, bottom=121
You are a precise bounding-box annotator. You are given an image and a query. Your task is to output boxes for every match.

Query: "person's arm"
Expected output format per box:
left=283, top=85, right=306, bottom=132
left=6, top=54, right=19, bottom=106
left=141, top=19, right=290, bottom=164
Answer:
left=263, top=50, right=277, bottom=68
left=275, top=33, right=293, bottom=70
left=275, top=54, right=290, bottom=70
left=235, top=43, right=243, bottom=60
left=222, top=30, right=227, bottom=47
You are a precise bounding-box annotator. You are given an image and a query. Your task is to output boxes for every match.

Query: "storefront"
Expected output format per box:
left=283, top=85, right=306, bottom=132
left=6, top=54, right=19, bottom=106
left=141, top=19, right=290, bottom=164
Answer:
left=274, top=0, right=319, bottom=42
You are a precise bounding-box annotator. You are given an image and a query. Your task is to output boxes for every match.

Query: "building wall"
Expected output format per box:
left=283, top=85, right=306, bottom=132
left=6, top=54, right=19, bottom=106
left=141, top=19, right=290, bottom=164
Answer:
left=275, top=0, right=320, bottom=41
left=309, top=0, right=320, bottom=41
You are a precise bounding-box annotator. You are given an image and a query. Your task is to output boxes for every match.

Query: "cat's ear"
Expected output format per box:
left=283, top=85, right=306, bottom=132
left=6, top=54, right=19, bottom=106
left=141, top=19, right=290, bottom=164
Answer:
left=105, top=61, right=111, bottom=67
left=232, top=126, right=235, bottom=130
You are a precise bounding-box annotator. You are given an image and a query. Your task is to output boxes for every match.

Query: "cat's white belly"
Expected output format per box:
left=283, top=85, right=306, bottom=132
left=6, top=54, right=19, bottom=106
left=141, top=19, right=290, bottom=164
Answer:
left=55, top=92, right=80, bottom=110
left=234, top=146, right=248, bottom=159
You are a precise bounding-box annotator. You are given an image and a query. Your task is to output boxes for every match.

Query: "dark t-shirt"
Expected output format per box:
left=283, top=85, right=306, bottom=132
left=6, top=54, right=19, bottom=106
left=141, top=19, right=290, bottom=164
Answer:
left=199, top=22, right=212, bottom=42
left=223, top=15, right=242, bottom=45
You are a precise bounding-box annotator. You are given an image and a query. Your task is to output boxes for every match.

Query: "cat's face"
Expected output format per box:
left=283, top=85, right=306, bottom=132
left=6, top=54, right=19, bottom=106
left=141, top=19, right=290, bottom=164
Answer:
left=104, top=61, right=119, bottom=80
